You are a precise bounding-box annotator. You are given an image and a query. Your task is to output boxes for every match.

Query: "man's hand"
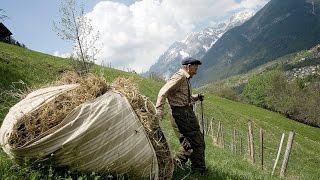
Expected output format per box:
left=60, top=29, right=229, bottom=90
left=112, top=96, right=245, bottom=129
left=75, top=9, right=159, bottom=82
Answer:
left=198, top=93, right=204, bottom=101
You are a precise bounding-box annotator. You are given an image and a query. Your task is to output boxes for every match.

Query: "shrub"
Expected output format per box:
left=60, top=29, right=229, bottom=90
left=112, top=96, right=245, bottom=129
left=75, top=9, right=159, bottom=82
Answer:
left=242, top=71, right=276, bottom=108
left=214, top=87, right=240, bottom=102
left=243, top=70, right=320, bottom=127
left=264, top=71, right=294, bottom=113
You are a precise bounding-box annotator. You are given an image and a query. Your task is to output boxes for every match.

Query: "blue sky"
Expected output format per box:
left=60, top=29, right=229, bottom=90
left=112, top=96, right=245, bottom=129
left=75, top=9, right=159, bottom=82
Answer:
left=2, top=0, right=107, bottom=55
left=1, top=0, right=269, bottom=73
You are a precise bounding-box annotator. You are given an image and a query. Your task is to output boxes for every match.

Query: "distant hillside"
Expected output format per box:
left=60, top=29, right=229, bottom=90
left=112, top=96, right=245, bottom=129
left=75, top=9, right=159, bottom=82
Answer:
left=199, top=44, right=320, bottom=95
left=194, top=0, right=320, bottom=87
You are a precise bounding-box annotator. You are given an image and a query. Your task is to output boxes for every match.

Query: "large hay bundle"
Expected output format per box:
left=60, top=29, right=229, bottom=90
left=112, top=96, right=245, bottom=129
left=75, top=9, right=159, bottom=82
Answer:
left=0, top=72, right=173, bottom=179
left=112, top=78, right=173, bottom=179
left=8, top=72, right=110, bottom=148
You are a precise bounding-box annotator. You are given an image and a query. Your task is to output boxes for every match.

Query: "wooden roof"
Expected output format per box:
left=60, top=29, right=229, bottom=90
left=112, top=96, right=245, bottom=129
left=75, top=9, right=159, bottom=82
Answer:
left=0, top=22, right=12, bottom=37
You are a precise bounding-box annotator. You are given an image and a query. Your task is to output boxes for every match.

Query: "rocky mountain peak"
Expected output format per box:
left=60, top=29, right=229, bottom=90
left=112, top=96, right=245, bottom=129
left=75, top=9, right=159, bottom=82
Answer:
left=145, top=10, right=254, bottom=79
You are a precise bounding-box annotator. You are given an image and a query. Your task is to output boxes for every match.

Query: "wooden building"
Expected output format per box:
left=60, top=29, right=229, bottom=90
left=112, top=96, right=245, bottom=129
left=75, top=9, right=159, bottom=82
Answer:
left=0, top=22, right=12, bottom=43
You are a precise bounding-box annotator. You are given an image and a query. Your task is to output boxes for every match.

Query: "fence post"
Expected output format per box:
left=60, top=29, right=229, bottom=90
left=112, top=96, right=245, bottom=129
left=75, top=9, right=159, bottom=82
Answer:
left=248, top=121, right=255, bottom=163
left=260, top=128, right=264, bottom=170
left=216, top=121, right=221, bottom=144
left=209, top=118, right=213, bottom=137
left=202, top=118, right=206, bottom=135
left=232, top=128, right=236, bottom=154
left=206, top=117, right=209, bottom=135
left=240, top=136, right=243, bottom=156
left=221, top=125, right=225, bottom=149
left=247, top=132, right=250, bottom=158
left=272, top=133, right=285, bottom=176
left=280, top=131, right=295, bottom=177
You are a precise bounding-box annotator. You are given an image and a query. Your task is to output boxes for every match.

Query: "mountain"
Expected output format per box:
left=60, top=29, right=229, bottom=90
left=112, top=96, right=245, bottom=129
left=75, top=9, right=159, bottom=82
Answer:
left=145, top=10, right=255, bottom=79
left=194, top=0, right=320, bottom=87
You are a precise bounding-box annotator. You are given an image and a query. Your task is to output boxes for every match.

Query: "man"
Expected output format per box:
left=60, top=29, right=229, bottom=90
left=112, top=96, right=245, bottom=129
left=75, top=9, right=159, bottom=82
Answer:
left=155, top=57, right=206, bottom=174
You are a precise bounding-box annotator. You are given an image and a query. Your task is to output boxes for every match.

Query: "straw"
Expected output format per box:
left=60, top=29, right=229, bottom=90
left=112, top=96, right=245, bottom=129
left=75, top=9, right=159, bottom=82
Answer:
left=8, top=72, right=109, bottom=148
left=8, top=73, right=173, bottom=179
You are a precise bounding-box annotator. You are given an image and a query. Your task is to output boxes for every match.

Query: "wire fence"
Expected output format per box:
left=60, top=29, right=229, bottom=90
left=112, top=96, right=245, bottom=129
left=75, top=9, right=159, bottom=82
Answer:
left=194, top=104, right=296, bottom=178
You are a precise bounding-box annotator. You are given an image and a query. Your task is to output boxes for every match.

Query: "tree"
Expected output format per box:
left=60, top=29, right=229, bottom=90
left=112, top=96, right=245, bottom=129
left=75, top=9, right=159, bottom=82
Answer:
left=53, top=0, right=101, bottom=74
left=242, top=72, right=273, bottom=108
left=0, top=9, right=8, bottom=21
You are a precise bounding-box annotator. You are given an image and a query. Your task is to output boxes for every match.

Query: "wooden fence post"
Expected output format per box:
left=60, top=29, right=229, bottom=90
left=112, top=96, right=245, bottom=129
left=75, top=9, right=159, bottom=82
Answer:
left=247, top=132, right=250, bottom=158
left=209, top=118, right=214, bottom=137
left=280, top=131, right=295, bottom=177
left=201, top=117, right=204, bottom=135
left=260, top=128, right=264, bottom=170
left=206, top=117, right=209, bottom=135
left=203, top=120, right=206, bottom=136
left=221, top=125, right=225, bottom=149
left=272, top=133, right=285, bottom=176
left=240, top=136, right=243, bottom=156
left=216, top=121, right=221, bottom=144
left=232, top=128, right=236, bottom=154
left=248, top=121, right=255, bottom=163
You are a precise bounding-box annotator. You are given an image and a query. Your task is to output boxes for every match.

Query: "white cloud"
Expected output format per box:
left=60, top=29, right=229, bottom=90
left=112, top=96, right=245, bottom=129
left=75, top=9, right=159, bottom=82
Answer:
left=53, top=51, right=70, bottom=58
left=85, top=0, right=269, bottom=73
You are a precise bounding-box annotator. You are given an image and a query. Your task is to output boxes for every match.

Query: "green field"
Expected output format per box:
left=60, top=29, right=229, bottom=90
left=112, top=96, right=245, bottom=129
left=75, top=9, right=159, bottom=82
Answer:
left=0, top=42, right=319, bottom=179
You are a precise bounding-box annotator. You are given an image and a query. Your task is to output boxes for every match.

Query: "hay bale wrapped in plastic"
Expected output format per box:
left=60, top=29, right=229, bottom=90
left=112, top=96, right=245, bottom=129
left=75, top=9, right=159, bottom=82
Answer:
left=0, top=72, right=173, bottom=179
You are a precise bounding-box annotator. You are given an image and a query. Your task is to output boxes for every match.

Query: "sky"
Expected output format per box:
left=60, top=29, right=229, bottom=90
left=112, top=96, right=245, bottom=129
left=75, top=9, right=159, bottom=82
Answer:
left=1, top=0, right=269, bottom=73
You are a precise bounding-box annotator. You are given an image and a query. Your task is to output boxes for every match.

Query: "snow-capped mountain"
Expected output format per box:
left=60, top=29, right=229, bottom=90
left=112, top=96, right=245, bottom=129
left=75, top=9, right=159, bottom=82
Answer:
left=145, top=10, right=255, bottom=79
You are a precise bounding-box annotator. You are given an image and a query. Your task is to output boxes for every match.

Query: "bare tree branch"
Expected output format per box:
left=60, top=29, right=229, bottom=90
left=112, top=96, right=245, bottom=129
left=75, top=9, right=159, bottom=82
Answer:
left=0, top=9, right=8, bottom=21
left=53, top=0, right=101, bottom=74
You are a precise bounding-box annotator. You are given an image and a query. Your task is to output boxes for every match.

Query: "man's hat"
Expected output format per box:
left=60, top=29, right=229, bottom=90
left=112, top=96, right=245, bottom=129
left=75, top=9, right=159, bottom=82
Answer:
left=181, top=57, right=202, bottom=65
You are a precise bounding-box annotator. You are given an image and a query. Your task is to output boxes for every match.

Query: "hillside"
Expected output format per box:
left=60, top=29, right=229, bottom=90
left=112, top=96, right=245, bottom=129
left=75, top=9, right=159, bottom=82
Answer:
left=0, top=42, right=319, bottom=179
left=200, top=44, right=320, bottom=94
left=194, top=0, right=320, bottom=87
left=0, top=42, right=163, bottom=120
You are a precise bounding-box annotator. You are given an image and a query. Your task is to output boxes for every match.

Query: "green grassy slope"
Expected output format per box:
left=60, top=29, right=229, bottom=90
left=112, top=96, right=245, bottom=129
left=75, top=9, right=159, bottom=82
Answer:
left=0, top=42, right=163, bottom=120
left=164, top=95, right=320, bottom=180
left=201, top=44, right=320, bottom=95
left=197, top=96, right=319, bottom=179
left=0, top=42, right=319, bottom=179
left=0, top=42, right=73, bottom=120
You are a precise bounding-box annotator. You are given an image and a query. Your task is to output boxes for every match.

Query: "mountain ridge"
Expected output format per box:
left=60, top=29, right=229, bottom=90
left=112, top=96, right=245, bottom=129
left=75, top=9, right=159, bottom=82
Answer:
left=145, top=10, right=255, bottom=79
left=194, top=0, right=320, bottom=87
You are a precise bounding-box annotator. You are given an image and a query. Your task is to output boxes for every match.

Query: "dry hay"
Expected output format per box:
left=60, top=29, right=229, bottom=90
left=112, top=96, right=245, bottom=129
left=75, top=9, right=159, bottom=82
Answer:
left=8, top=71, right=110, bottom=148
left=7, top=72, right=173, bottom=178
left=112, top=77, right=173, bottom=179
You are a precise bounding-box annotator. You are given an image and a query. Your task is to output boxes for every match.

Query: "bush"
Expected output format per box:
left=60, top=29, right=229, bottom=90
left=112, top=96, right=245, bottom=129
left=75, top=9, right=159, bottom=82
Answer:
left=264, top=71, right=294, bottom=113
left=242, top=70, right=320, bottom=127
left=292, top=82, right=320, bottom=127
left=242, top=71, right=276, bottom=108
left=214, top=87, right=240, bottom=101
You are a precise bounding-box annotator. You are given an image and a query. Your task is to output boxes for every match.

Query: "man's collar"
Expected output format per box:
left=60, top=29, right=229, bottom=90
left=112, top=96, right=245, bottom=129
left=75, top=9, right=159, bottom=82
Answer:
left=179, top=68, right=191, bottom=79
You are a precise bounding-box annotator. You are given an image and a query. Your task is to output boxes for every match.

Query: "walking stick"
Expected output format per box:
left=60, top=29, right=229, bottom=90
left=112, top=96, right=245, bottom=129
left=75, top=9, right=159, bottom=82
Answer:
left=200, top=99, right=204, bottom=138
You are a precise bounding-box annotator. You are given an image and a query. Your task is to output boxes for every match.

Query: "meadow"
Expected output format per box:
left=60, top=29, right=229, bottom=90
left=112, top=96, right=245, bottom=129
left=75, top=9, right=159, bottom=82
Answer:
left=0, top=42, right=319, bottom=179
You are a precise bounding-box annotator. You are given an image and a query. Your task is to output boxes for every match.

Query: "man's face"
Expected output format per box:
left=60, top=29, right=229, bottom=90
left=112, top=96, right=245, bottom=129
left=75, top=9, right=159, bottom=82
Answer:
left=187, top=64, right=199, bottom=77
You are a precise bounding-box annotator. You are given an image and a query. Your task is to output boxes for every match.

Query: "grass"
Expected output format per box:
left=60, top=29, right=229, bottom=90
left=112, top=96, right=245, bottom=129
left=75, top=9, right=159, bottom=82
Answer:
left=0, top=42, right=319, bottom=179
left=190, top=96, right=320, bottom=179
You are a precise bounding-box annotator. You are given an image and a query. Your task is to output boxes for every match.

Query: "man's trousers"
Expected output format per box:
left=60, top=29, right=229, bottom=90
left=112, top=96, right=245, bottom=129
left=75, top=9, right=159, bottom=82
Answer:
left=170, top=105, right=206, bottom=171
